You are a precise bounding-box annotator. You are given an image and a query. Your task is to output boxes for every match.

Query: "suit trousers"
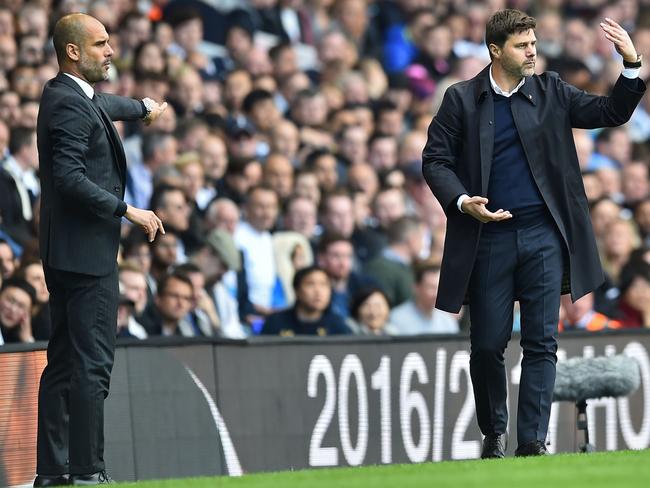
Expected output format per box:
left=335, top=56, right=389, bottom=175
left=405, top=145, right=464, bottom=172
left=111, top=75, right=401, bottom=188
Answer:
left=36, top=265, right=118, bottom=475
left=468, top=211, right=564, bottom=445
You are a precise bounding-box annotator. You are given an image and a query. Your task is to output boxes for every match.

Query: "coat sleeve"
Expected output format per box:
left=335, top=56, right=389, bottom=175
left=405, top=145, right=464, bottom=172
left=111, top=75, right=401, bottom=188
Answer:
left=555, top=72, right=646, bottom=129
left=97, top=93, right=145, bottom=121
left=421, top=86, right=470, bottom=216
left=49, top=96, right=123, bottom=219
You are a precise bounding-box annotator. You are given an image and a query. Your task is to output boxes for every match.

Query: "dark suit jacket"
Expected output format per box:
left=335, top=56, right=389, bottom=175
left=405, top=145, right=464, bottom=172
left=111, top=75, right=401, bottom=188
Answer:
left=422, top=65, right=645, bottom=313
left=37, top=73, right=144, bottom=276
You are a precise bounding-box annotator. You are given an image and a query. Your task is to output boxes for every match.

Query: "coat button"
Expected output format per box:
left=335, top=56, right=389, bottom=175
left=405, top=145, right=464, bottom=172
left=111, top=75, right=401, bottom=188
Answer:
left=114, top=186, right=120, bottom=192
left=489, top=121, right=493, bottom=125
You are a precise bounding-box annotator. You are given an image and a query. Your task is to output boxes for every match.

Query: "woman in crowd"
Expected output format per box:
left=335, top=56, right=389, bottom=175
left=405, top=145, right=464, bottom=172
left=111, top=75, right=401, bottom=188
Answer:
left=13, top=258, right=50, bottom=341
left=348, top=286, right=397, bottom=336
left=617, top=260, right=650, bottom=328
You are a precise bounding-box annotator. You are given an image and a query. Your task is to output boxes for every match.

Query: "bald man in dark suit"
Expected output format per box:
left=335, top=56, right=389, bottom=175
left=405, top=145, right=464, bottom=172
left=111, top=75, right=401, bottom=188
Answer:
left=35, top=13, right=167, bottom=486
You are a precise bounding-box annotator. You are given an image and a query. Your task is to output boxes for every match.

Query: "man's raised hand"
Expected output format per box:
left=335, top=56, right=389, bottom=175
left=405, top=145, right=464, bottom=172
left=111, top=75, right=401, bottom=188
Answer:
left=600, top=17, right=638, bottom=63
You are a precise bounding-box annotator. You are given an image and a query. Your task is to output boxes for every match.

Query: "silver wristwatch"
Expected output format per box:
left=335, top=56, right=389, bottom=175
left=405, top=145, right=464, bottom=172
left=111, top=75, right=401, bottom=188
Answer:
left=142, top=98, right=155, bottom=119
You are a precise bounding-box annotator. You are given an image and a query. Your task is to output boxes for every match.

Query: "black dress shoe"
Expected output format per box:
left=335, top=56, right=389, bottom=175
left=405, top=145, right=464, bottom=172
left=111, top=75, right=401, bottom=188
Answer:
left=34, top=474, right=70, bottom=487
left=515, top=440, right=549, bottom=457
left=481, top=433, right=507, bottom=459
left=71, top=471, right=114, bottom=485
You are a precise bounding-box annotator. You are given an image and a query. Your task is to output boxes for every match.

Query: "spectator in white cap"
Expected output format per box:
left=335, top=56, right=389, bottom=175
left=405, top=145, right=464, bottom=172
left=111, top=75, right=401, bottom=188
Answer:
left=192, top=228, right=247, bottom=338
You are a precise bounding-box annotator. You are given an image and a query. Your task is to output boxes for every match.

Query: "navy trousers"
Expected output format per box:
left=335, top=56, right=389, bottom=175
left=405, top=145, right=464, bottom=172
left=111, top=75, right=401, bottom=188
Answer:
left=468, top=210, right=564, bottom=445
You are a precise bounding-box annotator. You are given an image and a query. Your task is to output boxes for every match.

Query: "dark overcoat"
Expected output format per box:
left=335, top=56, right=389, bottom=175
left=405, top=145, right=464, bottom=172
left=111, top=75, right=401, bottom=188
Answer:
left=422, top=65, right=645, bottom=313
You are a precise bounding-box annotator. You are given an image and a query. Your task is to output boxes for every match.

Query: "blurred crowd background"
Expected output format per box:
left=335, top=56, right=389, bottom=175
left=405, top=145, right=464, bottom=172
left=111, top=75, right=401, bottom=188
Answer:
left=0, top=0, right=649, bottom=345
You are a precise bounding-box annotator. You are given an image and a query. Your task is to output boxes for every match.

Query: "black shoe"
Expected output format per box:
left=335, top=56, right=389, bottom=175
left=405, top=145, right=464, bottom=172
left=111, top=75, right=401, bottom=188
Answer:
left=515, top=440, right=549, bottom=457
left=71, top=471, right=114, bottom=485
left=481, top=433, right=507, bottom=459
left=34, top=475, right=70, bottom=487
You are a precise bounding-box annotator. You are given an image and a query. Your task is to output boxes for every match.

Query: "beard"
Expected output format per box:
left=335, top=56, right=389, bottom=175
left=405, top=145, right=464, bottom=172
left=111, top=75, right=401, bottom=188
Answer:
left=78, top=52, right=108, bottom=84
left=521, top=62, right=536, bottom=77
left=503, top=55, right=536, bottom=79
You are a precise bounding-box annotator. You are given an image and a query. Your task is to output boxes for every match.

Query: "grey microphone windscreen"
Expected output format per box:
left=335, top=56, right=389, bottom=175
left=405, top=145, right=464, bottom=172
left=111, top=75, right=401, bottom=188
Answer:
left=553, top=354, right=640, bottom=402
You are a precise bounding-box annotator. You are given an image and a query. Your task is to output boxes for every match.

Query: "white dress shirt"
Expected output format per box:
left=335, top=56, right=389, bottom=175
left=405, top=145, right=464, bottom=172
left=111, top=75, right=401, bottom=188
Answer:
left=390, top=300, right=460, bottom=335
left=64, top=72, right=94, bottom=99
left=234, top=221, right=277, bottom=309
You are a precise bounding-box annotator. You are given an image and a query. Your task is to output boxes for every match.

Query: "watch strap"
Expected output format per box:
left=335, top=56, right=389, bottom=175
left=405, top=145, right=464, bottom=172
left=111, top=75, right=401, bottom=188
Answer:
left=623, top=54, right=642, bottom=69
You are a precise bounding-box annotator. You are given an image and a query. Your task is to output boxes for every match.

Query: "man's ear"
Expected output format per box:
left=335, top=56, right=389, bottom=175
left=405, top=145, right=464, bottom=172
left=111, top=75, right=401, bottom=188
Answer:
left=66, top=43, right=80, bottom=62
left=489, top=43, right=501, bottom=59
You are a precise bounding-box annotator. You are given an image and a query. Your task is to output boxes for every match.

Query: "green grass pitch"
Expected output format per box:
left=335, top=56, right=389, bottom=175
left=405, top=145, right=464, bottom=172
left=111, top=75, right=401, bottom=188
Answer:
left=117, top=449, right=650, bottom=487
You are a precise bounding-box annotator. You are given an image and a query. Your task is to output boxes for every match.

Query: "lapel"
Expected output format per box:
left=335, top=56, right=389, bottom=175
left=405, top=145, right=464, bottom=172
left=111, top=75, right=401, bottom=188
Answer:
left=55, top=74, right=126, bottom=181
left=509, top=76, right=538, bottom=158
left=93, top=93, right=127, bottom=180
left=473, top=66, right=494, bottom=195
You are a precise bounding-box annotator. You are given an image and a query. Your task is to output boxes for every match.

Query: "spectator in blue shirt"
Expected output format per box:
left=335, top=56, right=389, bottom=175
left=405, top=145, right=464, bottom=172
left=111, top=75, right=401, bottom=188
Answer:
left=262, top=265, right=350, bottom=336
left=317, top=233, right=376, bottom=319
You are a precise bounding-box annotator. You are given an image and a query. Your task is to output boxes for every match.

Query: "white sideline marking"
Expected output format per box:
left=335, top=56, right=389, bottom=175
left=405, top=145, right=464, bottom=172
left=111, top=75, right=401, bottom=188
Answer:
left=185, top=367, right=244, bottom=476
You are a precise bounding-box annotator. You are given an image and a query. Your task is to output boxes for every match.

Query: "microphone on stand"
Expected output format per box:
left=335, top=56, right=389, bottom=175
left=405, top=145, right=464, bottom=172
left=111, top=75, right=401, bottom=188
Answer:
left=553, top=354, right=640, bottom=453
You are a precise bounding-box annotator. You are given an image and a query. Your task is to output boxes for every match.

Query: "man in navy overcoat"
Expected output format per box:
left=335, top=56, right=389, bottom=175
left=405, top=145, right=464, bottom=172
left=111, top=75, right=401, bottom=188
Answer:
left=423, top=9, right=645, bottom=457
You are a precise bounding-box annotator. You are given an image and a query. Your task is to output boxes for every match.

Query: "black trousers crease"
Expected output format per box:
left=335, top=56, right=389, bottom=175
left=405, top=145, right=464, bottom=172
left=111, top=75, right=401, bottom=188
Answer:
left=36, top=264, right=118, bottom=475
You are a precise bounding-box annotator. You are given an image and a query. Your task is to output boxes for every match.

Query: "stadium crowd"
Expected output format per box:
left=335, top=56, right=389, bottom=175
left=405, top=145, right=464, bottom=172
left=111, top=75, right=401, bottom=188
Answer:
left=0, top=0, right=649, bottom=345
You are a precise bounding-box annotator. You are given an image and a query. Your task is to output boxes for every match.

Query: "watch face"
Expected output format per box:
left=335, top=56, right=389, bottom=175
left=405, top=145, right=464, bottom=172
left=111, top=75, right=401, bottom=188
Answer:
left=143, top=99, right=155, bottom=113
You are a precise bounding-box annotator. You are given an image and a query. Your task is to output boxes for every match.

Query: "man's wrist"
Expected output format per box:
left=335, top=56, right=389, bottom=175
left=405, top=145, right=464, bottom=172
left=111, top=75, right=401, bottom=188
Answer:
left=622, top=67, right=641, bottom=79
left=623, top=54, right=642, bottom=68
left=457, top=194, right=469, bottom=213
left=115, top=200, right=128, bottom=218
left=141, top=98, right=154, bottom=120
